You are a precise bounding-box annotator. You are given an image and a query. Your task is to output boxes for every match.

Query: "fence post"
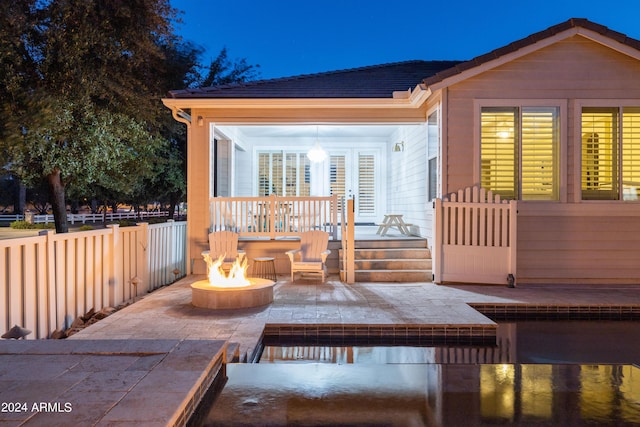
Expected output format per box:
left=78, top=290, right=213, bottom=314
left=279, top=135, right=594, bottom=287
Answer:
left=136, top=222, right=150, bottom=294
left=433, top=199, right=443, bottom=284
left=508, top=200, right=518, bottom=281
left=346, top=198, right=355, bottom=284
left=107, top=224, right=122, bottom=307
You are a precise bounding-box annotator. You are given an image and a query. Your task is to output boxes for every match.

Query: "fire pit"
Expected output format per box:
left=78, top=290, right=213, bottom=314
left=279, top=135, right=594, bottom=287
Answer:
left=191, top=254, right=274, bottom=309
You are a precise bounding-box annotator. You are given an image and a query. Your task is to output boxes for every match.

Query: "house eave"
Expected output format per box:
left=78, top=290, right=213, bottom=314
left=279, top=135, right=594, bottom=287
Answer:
left=162, top=85, right=431, bottom=111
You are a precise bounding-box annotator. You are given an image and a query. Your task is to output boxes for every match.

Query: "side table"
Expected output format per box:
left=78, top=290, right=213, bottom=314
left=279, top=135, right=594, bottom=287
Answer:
left=252, top=257, right=277, bottom=282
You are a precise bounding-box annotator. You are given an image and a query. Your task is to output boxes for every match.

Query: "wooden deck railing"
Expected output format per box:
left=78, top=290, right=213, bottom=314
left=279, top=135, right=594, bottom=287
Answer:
left=210, top=195, right=339, bottom=240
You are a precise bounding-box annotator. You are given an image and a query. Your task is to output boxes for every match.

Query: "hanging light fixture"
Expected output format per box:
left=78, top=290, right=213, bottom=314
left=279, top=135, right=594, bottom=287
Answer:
left=307, top=126, right=327, bottom=163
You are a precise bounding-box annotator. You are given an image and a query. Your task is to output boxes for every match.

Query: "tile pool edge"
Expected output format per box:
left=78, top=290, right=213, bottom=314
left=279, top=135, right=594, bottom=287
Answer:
left=471, top=303, right=640, bottom=320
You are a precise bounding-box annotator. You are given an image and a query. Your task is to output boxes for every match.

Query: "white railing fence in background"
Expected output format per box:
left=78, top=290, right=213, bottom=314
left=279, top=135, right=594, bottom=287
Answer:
left=0, top=211, right=170, bottom=225
left=210, top=195, right=339, bottom=240
left=0, top=220, right=186, bottom=339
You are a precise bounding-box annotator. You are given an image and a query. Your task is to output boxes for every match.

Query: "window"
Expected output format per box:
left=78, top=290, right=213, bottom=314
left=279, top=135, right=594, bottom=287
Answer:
left=257, top=151, right=310, bottom=196
left=481, top=107, right=559, bottom=200
left=427, top=110, right=439, bottom=201
left=581, top=107, right=640, bottom=200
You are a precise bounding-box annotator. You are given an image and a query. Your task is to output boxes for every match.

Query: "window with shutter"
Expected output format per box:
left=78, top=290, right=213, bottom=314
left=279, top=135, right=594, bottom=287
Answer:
left=358, top=154, right=375, bottom=215
left=481, top=106, right=559, bottom=200
left=581, top=107, right=640, bottom=201
left=257, top=151, right=310, bottom=196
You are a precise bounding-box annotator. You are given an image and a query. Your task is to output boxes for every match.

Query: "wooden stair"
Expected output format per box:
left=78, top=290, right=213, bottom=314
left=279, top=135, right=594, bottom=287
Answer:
left=340, top=238, right=432, bottom=282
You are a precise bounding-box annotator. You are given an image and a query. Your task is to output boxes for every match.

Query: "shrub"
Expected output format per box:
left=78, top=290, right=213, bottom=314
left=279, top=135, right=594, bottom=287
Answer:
left=10, top=221, right=54, bottom=230
left=10, top=220, right=33, bottom=229
left=78, top=225, right=94, bottom=231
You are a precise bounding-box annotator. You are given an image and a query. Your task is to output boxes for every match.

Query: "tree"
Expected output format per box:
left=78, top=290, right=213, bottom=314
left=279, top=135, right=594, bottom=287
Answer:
left=0, top=0, right=179, bottom=232
left=0, top=2, right=261, bottom=231
left=200, top=47, right=261, bottom=87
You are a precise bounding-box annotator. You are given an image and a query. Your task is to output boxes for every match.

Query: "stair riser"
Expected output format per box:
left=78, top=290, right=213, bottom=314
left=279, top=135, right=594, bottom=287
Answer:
left=354, top=259, right=432, bottom=270
left=355, top=271, right=432, bottom=282
left=354, top=240, right=428, bottom=249
left=352, top=249, right=431, bottom=260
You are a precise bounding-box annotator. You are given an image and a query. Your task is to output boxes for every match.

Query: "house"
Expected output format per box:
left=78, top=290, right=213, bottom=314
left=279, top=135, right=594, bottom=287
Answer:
left=163, top=18, right=640, bottom=285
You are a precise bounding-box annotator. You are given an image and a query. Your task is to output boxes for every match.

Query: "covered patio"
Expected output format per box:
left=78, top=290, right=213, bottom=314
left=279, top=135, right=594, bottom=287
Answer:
left=162, top=61, right=449, bottom=276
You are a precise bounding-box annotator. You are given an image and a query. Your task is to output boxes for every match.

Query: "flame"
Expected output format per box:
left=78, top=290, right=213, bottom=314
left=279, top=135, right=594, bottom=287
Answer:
left=204, top=253, right=250, bottom=288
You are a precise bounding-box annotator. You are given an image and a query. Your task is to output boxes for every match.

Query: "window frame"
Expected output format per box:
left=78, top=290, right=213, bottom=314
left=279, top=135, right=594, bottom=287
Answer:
left=474, top=99, right=567, bottom=202
left=254, top=149, right=311, bottom=197
left=576, top=100, right=640, bottom=202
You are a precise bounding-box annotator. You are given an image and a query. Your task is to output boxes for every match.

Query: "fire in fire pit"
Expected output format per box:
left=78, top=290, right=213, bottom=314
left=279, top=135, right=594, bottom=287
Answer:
left=204, top=253, right=251, bottom=288
left=191, top=253, right=275, bottom=310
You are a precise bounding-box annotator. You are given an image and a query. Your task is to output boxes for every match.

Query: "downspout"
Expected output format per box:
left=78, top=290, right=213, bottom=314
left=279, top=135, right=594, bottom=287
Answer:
left=170, top=107, right=193, bottom=274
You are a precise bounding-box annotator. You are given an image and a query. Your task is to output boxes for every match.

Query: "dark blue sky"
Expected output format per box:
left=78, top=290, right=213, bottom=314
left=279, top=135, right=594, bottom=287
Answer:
left=170, top=0, right=639, bottom=81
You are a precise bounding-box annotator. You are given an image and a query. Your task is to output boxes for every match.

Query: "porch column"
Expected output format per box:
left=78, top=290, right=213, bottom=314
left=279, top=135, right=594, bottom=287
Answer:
left=187, top=111, right=212, bottom=275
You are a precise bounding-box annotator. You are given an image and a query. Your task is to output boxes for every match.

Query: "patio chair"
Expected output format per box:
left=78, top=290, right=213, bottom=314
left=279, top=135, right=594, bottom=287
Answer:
left=286, top=230, right=331, bottom=282
left=202, top=231, right=246, bottom=271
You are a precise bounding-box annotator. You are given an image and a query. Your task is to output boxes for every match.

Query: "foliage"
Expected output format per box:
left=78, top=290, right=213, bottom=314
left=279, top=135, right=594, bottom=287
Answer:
left=10, top=220, right=54, bottom=230
left=78, top=225, right=94, bottom=231
left=0, top=1, right=260, bottom=232
left=199, top=47, right=261, bottom=87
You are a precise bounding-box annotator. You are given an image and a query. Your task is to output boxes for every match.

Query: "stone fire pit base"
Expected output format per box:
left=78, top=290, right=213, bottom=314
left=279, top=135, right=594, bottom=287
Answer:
left=191, top=278, right=275, bottom=310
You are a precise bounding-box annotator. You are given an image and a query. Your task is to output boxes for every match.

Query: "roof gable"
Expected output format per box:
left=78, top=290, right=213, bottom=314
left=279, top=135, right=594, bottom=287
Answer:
left=422, top=18, right=640, bottom=89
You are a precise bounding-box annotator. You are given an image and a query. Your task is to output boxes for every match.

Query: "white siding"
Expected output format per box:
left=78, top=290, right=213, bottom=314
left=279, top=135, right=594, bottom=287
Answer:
left=388, top=124, right=432, bottom=240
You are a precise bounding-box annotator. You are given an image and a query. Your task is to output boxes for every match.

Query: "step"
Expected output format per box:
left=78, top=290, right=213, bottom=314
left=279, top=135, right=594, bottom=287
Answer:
left=354, top=269, right=433, bottom=282
left=353, top=258, right=432, bottom=270
left=226, top=342, right=242, bottom=363
left=353, top=239, right=428, bottom=249
left=351, top=248, right=431, bottom=260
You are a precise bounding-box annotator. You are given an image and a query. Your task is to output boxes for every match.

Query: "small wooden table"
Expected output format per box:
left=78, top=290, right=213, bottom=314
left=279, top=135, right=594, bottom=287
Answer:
left=376, top=214, right=411, bottom=236
left=252, top=257, right=277, bottom=281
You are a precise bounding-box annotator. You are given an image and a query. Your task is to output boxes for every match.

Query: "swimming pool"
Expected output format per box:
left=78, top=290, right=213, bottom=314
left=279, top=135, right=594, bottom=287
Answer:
left=259, top=320, right=640, bottom=365
left=198, top=321, right=640, bottom=426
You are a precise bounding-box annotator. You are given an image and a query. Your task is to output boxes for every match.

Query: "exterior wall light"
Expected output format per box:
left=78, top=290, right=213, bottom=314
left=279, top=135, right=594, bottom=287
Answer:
left=393, top=141, right=405, bottom=152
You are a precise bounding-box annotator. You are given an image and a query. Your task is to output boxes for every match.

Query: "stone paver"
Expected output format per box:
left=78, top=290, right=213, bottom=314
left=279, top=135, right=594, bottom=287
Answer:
left=73, top=276, right=640, bottom=360
left=0, top=339, right=225, bottom=427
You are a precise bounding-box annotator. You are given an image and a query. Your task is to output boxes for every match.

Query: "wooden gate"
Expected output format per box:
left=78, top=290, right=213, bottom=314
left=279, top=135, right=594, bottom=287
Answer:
left=433, top=186, right=517, bottom=285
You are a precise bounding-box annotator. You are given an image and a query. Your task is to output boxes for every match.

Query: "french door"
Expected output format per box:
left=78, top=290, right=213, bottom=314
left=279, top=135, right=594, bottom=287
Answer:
left=329, top=149, right=383, bottom=223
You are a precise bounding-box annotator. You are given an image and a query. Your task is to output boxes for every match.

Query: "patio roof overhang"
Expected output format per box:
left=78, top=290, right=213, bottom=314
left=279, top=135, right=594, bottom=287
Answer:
left=162, top=84, right=433, bottom=124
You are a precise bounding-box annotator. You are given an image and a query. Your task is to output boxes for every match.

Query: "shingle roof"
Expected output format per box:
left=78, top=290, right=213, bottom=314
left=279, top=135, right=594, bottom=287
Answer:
left=422, top=18, right=640, bottom=87
left=168, top=60, right=463, bottom=99
left=168, top=18, right=640, bottom=100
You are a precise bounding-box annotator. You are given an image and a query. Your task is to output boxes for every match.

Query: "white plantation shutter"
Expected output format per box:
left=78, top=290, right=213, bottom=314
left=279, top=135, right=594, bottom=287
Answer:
left=257, top=151, right=310, bottom=196
left=481, top=108, right=518, bottom=198
left=357, top=154, right=375, bottom=216
left=481, top=106, right=559, bottom=200
left=622, top=108, right=640, bottom=200
left=330, top=155, right=346, bottom=198
left=521, top=108, right=558, bottom=200
left=582, top=108, right=617, bottom=200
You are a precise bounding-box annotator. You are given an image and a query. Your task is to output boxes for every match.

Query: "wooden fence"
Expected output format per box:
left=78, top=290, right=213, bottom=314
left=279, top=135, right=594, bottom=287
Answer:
left=0, top=220, right=186, bottom=339
left=433, top=186, right=517, bottom=285
left=210, top=195, right=339, bottom=240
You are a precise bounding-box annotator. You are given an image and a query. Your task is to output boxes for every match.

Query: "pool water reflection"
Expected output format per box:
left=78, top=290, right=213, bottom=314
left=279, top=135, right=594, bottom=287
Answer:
left=201, top=322, right=640, bottom=426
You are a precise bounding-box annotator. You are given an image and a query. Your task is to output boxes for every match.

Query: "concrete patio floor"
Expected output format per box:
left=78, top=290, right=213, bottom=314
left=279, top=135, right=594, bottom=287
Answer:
left=2, top=276, right=640, bottom=426
left=71, top=275, right=640, bottom=360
